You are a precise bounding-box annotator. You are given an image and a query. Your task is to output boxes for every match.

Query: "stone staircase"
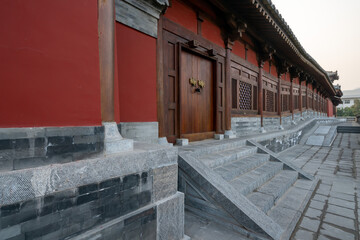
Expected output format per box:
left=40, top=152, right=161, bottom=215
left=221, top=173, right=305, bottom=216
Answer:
left=179, top=139, right=318, bottom=240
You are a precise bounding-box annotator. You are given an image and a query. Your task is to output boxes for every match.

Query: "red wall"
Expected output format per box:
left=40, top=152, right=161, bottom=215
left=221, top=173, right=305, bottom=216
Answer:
left=164, top=0, right=197, bottom=33
left=232, top=41, right=246, bottom=59
left=270, top=61, right=278, bottom=77
left=202, top=19, right=225, bottom=48
left=263, top=61, right=270, bottom=73
left=116, top=23, right=157, bottom=122
left=0, top=0, right=101, bottom=127
left=327, top=99, right=334, bottom=117
left=247, top=49, right=258, bottom=66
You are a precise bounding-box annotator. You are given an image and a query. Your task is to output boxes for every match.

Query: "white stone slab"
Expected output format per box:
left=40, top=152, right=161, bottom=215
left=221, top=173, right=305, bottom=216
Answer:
left=214, top=134, right=224, bottom=140
left=306, top=136, right=324, bottom=146
left=314, top=126, right=331, bottom=135
left=176, top=138, right=189, bottom=146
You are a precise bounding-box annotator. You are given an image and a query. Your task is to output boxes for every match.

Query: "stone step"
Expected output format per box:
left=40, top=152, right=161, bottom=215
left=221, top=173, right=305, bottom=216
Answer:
left=229, top=161, right=284, bottom=195
left=246, top=170, right=299, bottom=213
left=213, top=153, right=270, bottom=182
left=267, top=179, right=317, bottom=239
left=197, top=145, right=258, bottom=168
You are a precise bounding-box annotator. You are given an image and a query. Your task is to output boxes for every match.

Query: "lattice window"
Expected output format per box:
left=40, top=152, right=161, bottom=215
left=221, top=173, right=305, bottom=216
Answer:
left=282, top=95, right=290, bottom=111
left=253, top=86, right=258, bottom=111
left=294, top=95, right=299, bottom=109
left=302, top=96, right=306, bottom=108
left=263, top=89, right=266, bottom=111
left=232, top=79, right=237, bottom=109
left=238, top=80, right=252, bottom=110
left=265, top=90, right=275, bottom=112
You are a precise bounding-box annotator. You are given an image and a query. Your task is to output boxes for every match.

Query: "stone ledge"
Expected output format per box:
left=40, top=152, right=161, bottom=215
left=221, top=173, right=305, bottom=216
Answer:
left=0, top=142, right=178, bottom=205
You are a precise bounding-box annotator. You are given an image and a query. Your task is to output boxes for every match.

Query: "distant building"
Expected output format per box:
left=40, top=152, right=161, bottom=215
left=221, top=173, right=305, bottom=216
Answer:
left=337, top=88, right=360, bottom=109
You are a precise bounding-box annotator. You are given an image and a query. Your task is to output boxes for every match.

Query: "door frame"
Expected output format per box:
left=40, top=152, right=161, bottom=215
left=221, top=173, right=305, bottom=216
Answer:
left=158, top=17, right=226, bottom=143
left=178, top=43, right=218, bottom=141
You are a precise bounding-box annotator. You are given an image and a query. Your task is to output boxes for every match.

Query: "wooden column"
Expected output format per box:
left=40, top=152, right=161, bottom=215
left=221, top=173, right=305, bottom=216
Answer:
left=299, top=81, right=303, bottom=115
left=312, top=87, right=315, bottom=112
left=277, top=59, right=288, bottom=127
left=290, top=77, right=294, bottom=120
left=98, top=0, right=115, bottom=122
left=278, top=75, right=282, bottom=125
left=305, top=80, right=309, bottom=110
left=157, top=16, right=165, bottom=137
left=225, top=41, right=233, bottom=132
left=258, top=62, right=264, bottom=127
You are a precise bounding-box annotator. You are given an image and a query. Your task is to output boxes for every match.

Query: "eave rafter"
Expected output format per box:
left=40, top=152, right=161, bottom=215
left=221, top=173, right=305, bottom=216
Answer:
left=219, top=0, right=336, bottom=96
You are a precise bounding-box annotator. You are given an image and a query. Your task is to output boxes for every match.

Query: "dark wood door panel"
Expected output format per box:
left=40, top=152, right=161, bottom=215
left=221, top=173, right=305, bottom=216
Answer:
left=162, top=24, right=224, bottom=143
left=180, top=49, right=214, bottom=138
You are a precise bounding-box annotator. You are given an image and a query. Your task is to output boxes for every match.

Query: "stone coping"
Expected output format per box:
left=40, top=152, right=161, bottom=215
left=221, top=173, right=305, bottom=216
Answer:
left=0, top=126, right=103, bottom=140
left=0, top=142, right=177, bottom=206
left=179, top=118, right=342, bottom=156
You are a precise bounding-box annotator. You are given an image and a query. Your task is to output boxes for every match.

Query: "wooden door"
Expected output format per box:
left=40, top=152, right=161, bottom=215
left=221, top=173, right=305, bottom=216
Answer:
left=180, top=49, right=215, bottom=141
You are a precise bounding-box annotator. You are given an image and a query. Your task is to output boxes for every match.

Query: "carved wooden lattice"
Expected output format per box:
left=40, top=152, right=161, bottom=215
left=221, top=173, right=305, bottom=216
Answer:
left=253, top=86, right=258, bottom=111
left=302, top=96, right=306, bottom=108
left=265, top=90, right=274, bottom=112
left=282, top=95, right=290, bottom=111
left=294, top=95, right=299, bottom=109
left=239, top=80, right=252, bottom=110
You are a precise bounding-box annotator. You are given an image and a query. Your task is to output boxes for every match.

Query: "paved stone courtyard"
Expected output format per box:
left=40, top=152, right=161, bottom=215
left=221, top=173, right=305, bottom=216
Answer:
left=184, top=122, right=360, bottom=240
left=279, top=132, right=360, bottom=240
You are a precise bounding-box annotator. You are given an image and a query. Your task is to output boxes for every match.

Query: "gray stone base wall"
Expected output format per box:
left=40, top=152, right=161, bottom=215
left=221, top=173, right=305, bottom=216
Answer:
left=294, top=112, right=302, bottom=122
left=0, top=143, right=184, bottom=240
left=0, top=126, right=104, bottom=172
left=232, top=111, right=330, bottom=137
left=118, top=122, right=159, bottom=142
left=263, top=117, right=280, bottom=131
left=231, top=117, right=261, bottom=136
left=281, top=115, right=292, bottom=127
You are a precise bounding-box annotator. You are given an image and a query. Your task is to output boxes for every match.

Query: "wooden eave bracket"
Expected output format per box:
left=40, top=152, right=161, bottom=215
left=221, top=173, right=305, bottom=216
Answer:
left=188, top=40, right=199, bottom=48
left=259, top=43, right=275, bottom=66
left=226, top=14, right=247, bottom=41
left=289, top=66, right=300, bottom=79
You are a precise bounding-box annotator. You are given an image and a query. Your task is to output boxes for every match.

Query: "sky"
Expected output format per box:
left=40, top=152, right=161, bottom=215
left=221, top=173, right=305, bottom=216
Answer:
left=270, top=0, right=360, bottom=91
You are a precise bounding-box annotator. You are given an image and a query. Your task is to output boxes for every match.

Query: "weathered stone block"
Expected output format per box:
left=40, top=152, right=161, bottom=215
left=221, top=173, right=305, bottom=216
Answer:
left=214, top=134, right=224, bottom=140
left=152, top=164, right=178, bottom=202
left=157, top=192, right=184, bottom=240
left=176, top=139, right=188, bottom=146
left=119, top=122, right=159, bottom=142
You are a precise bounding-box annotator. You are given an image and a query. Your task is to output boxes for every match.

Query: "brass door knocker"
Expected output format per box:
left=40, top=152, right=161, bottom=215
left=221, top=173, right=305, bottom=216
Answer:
left=189, top=78, right=205, bottom=93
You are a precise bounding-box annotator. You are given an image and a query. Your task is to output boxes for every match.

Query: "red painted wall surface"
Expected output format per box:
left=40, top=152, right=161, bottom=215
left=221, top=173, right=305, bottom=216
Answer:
left=164, top=0, right=197, bottom=33
left=114, top=27, right=120, bottom=124
left=242, top=33, right=255, bottom=48
left=263, top=61, right=270, bottom=73
left=0, top=0, right=101, bottom=127
left=270, top=62, right=278, bottom=77
left=247, top=48, right=258, bottom=66
left=116, top=23, right=157, bottom=122
left=286, top=73, right=291, bottom=82
left=232, top=41, right=245, bottom=59
left=202, top=19, right=225, bottom=48
left=327, top=99, right=334, bottom=117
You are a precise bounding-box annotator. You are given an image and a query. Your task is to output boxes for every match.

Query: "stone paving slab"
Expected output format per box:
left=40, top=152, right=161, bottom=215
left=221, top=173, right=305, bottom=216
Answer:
left=314, top=126, right=331, bottom=135
left=306, top=136, right=324, bottom=146
left=283, top=131, right=360, bottom=240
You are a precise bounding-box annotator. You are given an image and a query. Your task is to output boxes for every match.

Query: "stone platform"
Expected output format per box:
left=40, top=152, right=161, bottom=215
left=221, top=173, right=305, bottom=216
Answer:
left=180, top=118, right=350, bottom=240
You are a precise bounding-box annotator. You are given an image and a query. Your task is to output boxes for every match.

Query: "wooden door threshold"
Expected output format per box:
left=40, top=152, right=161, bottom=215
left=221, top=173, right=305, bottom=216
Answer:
left=181, top=131, right=215, bottom=142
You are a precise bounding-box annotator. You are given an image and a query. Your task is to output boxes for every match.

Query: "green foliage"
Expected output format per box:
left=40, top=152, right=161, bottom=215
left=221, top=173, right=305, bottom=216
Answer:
left=337, top=99, right=360, bottom=117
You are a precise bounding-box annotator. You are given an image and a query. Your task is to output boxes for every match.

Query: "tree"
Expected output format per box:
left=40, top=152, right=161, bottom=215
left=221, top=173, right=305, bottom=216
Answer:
left=337, top=99, right=360, bottom=117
